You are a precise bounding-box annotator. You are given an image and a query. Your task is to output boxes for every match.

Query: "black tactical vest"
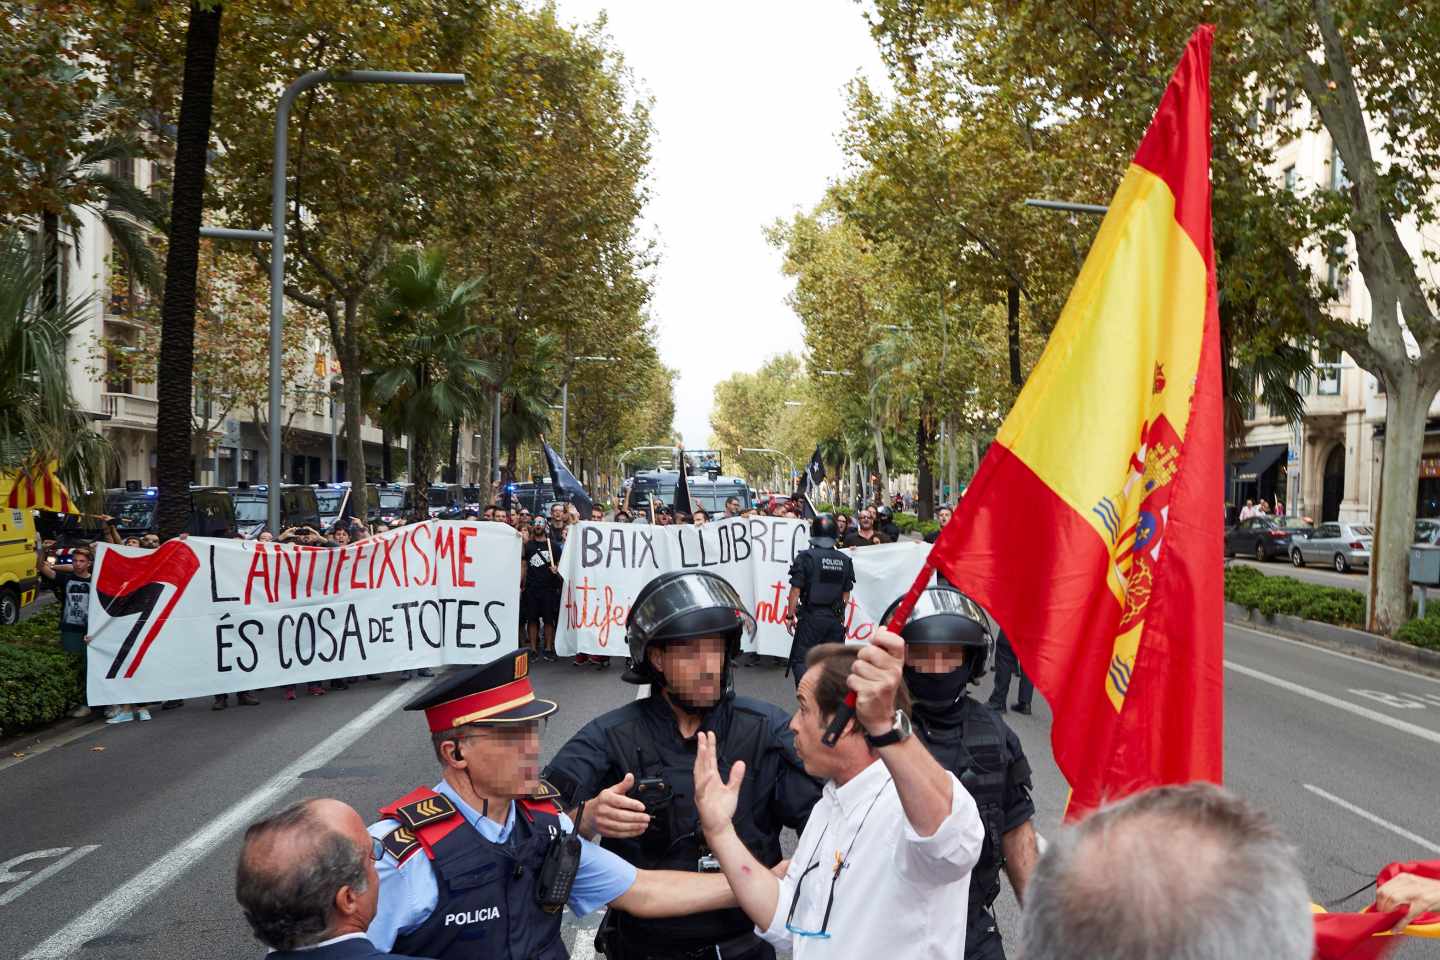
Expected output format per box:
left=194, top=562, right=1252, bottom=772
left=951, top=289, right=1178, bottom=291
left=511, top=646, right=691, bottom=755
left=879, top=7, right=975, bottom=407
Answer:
left=390, top=799, right=568, bottom=960
left=600, top=699, right=777, bottom=952
left=914, top=697, right=1013, bottom=924
left=798, top=546, right=850, bottom=615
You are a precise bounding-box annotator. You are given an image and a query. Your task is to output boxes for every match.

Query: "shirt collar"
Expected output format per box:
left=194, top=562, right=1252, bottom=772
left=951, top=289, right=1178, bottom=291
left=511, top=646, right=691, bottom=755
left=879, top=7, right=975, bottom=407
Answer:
left=825, top=757, right=889, bottom=818
left=268, top=932, right=369, bottom=953
left=433, top=780, right=515, bottom=842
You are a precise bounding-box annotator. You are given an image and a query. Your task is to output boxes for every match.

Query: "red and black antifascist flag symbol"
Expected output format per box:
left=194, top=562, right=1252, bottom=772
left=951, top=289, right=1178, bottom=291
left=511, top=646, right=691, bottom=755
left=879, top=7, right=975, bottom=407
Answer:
left=95, top=540, right=200, bottom=680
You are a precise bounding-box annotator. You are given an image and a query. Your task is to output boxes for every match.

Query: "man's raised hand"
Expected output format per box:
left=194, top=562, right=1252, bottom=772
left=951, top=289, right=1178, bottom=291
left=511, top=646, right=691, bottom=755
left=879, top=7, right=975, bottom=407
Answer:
left=693, top=731, right=745, bottom=835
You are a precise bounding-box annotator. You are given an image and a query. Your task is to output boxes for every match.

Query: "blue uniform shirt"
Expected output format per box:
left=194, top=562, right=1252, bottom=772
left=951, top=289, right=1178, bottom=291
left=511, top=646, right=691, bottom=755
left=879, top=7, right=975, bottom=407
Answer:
left=366, top=780, right=638, bottom=951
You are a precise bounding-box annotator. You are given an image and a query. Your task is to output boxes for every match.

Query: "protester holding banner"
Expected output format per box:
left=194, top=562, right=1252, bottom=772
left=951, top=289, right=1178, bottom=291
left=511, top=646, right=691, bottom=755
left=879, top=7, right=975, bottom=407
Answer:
left=521, top=518, right=561, bottom=663
left=924, top=505, right=953, bottom=544
left=543, top=570, right=821, bottom=960
left=367, top=653, right=741, bottom=960
left=842, top=507, right=887, bottom=546
left=882, top=587, right=1039, bottom=960
left=38, top=544, right=104, bottom=720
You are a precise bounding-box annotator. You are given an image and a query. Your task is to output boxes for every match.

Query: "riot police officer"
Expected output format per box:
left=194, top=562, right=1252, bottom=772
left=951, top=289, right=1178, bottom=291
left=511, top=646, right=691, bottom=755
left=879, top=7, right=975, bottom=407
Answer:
left=783, top=514, right=855, bottom=685
left=880, top=587, right=1040, bottom=960
left=544, top=570, right=821, bottom=960
left=366, top=652, right=741, bottom=960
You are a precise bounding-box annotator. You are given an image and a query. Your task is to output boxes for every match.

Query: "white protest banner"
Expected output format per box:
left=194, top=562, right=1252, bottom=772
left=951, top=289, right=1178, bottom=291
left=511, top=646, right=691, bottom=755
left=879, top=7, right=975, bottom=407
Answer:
left=85, top=520, right=521, bottom=704
left=556, top=517, right=934, bottom=658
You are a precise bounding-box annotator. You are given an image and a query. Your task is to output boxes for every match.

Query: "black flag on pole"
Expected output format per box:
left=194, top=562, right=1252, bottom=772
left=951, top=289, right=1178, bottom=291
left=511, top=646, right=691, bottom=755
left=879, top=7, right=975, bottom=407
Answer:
left=792, top=445, right=825, bottom=517
left=673, top=448, right=694, bottom=517
left=541, top=439, right=594, bottom=518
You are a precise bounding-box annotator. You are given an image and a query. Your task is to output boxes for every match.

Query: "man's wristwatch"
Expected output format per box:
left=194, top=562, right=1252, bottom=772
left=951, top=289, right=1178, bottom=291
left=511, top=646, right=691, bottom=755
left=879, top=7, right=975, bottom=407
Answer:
left=863, top=709, right=913, bottom=748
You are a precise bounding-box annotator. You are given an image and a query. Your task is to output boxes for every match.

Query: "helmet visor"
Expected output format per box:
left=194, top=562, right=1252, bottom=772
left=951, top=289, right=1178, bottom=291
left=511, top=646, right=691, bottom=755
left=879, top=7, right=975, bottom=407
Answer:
left=883, top=588, right=991, bottom=638
left=628, top=574, right=757, bottom=644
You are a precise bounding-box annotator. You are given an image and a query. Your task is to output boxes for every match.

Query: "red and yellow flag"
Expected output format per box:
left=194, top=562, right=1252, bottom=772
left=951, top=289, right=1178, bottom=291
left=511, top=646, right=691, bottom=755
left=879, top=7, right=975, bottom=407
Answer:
left=2, top=462, right=77, bottom=515
left=916, top=25, right=1223, bottom=817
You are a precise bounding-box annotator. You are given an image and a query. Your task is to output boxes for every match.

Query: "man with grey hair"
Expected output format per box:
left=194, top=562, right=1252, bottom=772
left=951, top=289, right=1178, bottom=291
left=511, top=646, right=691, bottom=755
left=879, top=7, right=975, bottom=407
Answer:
left=1020, top=783, right=1314, bottom=960
left=237, top=798, right=423, bottom=959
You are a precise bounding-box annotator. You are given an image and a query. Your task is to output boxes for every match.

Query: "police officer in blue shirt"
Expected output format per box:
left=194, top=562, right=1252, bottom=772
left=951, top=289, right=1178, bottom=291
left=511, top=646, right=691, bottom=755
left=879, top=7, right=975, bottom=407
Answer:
left=367, top=652, right=739, bottom=960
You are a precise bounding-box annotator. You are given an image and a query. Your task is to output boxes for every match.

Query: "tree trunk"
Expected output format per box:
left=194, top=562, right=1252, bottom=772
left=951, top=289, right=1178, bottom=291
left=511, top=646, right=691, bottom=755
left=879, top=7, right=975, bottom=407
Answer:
left=412, top=432, right=431, bottom=517
left=381, top=427, right=393, bottom=482
left=871, top=422, right=889, bottom=504
left=916, top=415, right=934, bottom=521
left=41, top=210, right=60, bottom=314
left=340, top=296, right=367, bottom=519
left=447, top=420, right=460, bottom=483
left=948, top=425, right=960, bottom=504
left=154, top=2, right=222, bottom=538
left=1007, top=285, right=1022, bottom=387
left=1372, top=372, right=1440, bottom=632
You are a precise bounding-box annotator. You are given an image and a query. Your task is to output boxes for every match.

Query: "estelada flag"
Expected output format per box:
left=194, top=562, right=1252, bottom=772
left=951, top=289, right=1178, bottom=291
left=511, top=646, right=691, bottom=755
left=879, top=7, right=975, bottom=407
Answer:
left=907, top=25, right=1224, bottom=817
left=2, top=462, right=77, bottom=514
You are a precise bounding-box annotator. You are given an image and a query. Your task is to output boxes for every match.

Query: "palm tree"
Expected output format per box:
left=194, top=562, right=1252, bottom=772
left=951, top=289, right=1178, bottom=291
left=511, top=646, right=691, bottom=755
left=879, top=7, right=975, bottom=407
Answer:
left=0, top=232, right=111, bottom=496
left=367, top=248, right=492, bottom=517
left=499, top=335, right=563, bottom=485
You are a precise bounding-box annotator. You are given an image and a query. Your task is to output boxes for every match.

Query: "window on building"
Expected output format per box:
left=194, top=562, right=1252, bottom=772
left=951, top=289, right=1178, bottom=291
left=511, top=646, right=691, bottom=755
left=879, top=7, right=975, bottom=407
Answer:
left=1331, top=144, right=1350, bottom=191
left=1284, top=165, right=1296, bottom=191
left=1317, top=346, right=1342, bottom=395
left=1327, top=241, right=1351, bottom=300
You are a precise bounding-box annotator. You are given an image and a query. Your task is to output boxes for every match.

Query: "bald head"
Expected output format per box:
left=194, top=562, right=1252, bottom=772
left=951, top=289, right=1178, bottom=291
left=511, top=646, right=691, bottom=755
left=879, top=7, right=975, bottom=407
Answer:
left=1020, top=783, right=1313, bottom=960
left=237, top=799, right=377, bottom=952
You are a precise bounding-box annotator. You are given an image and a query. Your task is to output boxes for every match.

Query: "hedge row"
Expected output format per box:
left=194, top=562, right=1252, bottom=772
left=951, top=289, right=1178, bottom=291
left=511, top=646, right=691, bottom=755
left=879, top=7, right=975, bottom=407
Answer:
left=894, top=512, right=941, bottom=538
left=1224, top=564, right=1367, bottom=628
left=0, top=605, right=86, bottom=736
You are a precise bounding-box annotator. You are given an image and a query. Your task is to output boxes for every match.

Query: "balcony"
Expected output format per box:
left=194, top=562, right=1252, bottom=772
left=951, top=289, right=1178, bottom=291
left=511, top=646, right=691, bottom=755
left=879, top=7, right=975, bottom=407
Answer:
left=101, top=392, right=159, bottom=429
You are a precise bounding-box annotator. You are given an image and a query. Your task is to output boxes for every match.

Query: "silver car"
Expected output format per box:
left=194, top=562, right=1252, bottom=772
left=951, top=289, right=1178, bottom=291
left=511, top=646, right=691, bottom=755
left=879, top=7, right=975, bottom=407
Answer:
left=1291, top=521, right=1373, bottom=572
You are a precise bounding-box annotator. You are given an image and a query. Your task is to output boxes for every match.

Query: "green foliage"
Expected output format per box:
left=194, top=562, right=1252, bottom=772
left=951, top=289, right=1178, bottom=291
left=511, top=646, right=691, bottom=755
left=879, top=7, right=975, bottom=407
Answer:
left=0, top=605, right=61, bottom=647
left=0, top=625, right=84, bottom=735
left=1394, top=607, right=1440, bottom=652
left=1223, top=564, right=1366, bottom=628
left=893, top=511, right=940, bottom=537
left=0, top=232, right=111, bottom=497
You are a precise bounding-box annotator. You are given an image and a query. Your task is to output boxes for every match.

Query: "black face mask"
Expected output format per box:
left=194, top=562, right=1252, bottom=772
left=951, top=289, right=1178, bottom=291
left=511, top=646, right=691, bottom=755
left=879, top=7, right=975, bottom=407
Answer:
left=903, top=661, right=973, bottom=710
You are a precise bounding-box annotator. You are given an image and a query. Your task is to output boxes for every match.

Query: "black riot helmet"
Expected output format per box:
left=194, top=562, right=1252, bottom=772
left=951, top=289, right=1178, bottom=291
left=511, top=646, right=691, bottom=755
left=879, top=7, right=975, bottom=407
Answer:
left=876, top=504, right=893, bottom=523
left=881, top=587, right=994, bottom=709
left=622, top=570, right=757, bottom=697
left=810, top=513, right=839, bottom=548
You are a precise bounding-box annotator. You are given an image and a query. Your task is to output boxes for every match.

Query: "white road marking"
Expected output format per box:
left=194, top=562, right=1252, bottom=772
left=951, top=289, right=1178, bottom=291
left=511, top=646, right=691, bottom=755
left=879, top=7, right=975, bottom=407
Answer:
left=20, top=682, right=421, bottom=960
left=0, top=846, right=99, bottom=907
left=1223, top=661, right=1440, bottom=746
left=1303, top=785, right=1440, bottom=855
left=1227, top=622, right=1440, bottom=687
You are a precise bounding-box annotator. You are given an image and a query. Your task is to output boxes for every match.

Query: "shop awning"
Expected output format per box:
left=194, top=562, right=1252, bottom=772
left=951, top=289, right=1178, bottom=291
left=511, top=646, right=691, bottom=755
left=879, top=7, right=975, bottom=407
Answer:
left=1231, top=444, right=1288, bottom=483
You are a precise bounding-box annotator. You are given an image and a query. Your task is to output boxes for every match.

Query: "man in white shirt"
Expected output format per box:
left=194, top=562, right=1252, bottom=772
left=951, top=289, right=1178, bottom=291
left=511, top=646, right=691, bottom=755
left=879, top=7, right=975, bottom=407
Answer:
left=694, top=630, right=985, bottom=958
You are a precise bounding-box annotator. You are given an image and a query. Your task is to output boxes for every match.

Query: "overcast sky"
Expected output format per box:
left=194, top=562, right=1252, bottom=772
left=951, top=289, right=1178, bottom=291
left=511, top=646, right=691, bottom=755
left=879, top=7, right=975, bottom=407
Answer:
left=550, top=1, right=887, bottom=449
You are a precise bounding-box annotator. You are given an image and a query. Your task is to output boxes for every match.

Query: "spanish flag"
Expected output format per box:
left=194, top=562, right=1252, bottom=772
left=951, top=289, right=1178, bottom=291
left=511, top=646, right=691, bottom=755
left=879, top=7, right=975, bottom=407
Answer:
left=1, top=462, right=77, bottom=514
left=916, top=26, right=1224, bottom=817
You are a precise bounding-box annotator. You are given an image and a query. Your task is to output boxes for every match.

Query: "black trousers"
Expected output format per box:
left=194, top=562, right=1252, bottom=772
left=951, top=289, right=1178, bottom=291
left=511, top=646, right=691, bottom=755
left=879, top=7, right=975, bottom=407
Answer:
left=988, top=631, right=1033, bottom=709
left=789, top=613, right=844, bottom=686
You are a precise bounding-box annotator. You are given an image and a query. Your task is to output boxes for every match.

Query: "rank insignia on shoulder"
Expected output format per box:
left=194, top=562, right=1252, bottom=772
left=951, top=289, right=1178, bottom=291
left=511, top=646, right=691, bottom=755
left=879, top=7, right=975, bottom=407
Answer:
left=396, top=793, right=458, bottom=829
left=530, top=778, right=561, bottom=802
left=382, top=826, right=422, bottom=863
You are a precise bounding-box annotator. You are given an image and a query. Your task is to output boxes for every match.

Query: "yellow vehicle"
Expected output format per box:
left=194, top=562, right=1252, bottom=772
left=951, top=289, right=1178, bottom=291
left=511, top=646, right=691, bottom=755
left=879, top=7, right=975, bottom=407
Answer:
left=0, top=504, right=39, bottom=625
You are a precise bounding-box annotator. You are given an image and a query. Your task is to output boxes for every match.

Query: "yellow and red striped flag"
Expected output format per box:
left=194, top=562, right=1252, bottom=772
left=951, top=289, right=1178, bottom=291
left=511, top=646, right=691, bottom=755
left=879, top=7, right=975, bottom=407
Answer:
left=903, top=25, right=1224, bottom=817
left=2, top=462, right=77, bottom=514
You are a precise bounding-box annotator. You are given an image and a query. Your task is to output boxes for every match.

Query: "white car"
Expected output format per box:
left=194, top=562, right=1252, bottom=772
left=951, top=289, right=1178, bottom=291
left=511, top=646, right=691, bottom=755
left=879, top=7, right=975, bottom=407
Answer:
left=1291, top=521, right=1373, bottom=573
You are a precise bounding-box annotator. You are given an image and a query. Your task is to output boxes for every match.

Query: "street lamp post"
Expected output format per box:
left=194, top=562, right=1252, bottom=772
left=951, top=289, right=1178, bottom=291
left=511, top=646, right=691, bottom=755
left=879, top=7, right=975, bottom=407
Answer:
left=561, top=356, right=620, bottom=459
left=200, top=69, right=465, bottom=532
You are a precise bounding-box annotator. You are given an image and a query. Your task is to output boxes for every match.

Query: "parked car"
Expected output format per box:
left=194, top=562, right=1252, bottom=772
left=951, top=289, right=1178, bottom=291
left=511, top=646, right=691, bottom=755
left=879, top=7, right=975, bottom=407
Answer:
left=1291, top=521, right=1373, bottom=572
left=1224, top=516, right=1296, bottom=561
left=1416, top=519, right=1440, bottom=545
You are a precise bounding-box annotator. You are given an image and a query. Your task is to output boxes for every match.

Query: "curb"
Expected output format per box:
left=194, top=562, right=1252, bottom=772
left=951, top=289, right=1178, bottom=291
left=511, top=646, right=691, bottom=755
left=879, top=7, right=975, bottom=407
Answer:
left=1224, top=602, right=1440, bottom=679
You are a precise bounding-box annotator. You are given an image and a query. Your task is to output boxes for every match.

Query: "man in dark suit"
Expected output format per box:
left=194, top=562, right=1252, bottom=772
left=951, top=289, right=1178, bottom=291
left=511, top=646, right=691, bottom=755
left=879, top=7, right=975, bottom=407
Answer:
left=237, top=798, right=423, bottom=959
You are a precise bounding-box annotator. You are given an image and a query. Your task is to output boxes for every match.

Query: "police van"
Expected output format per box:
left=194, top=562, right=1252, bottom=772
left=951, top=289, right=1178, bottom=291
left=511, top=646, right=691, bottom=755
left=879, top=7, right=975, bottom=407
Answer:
left=230, top=483, right=322, bottom=538
left=312, top=482, right=381, bottom=532
left=106, top=483, right=238, bottom=539
left=623, top=470, right=755, bottom=515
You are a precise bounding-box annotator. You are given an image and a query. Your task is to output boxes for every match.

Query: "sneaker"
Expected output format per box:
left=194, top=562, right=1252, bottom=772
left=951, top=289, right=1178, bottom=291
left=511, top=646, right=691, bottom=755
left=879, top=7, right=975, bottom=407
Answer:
left=418, top=668, right=435, bottom=677
left=161, top=700, right=185, bottom=711
left=103, top=705, right=119, bottom=719
left=574, top=655, right=590, bottom=666
left=285, top=688, right=296, bottom=701
left=70, top=704, right=92, bottom=719
left=212, top=695, right=228, bottom=711
left=137, top=708, right=152, bottom=721
left=308, top=684, right=325, bottom=697
left=238, top=692, right=261, bottom=706
left=106, top=711, right=135, bottom=725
